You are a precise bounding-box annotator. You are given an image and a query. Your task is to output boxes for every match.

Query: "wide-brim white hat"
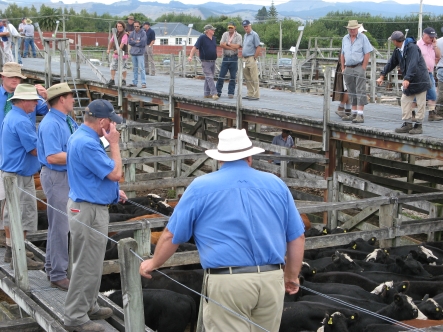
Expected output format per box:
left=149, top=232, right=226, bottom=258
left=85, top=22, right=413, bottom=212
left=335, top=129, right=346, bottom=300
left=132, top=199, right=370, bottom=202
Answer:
left=205, top=128, right=264, bottom=162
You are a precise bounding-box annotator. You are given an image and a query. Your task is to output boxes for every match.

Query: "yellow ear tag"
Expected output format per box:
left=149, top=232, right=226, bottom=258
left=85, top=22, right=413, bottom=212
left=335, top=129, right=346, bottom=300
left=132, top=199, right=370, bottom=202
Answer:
left=351, top=315, right=355, bottom=320
left=403, top=285, right=406, bottom=289
left=353, top=244, right=357, bottom=249
left=437, top=308, right=440, bottom=312
left=323, top=229, right=327, bottom=234
left=344, top=230, right=347, bottom=233
left=328, top=318, right=333, bottom=325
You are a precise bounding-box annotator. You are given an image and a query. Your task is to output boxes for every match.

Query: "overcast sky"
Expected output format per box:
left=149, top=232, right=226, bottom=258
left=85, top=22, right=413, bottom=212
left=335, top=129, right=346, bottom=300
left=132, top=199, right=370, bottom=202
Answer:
left=54, top=0, right=443, bottom=6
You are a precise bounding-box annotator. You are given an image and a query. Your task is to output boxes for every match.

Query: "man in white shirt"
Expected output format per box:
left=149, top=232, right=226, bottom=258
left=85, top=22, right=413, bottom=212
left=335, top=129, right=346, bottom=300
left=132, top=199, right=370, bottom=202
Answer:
left=2, top=19, right=20, bottom=63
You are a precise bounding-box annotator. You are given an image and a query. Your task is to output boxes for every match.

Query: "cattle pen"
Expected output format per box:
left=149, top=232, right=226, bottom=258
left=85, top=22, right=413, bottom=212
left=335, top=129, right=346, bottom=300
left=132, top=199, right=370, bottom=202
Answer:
left=1, top=37, right=443, bottom=331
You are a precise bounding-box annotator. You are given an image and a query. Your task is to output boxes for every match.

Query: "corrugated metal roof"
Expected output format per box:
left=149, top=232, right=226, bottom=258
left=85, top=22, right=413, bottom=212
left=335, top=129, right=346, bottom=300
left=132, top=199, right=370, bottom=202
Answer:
left=151, top=22, right=202, bottom=37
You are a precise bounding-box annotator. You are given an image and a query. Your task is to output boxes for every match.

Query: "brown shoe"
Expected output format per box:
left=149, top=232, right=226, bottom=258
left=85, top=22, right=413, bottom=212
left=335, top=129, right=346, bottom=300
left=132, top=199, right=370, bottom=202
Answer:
left=51, top=278, right=70, bottom=291
left=409, top=122, right=423, bottom=134
left=88, top=307, right=113, bottom=320
left=10, top=257, right=44, bottom=270
left=352, top=114, right=364, bottom=123
left=342, top=113, right=356, bottom=121
left=64, top=321, right=104, bottom=332
left=212, top=94, right=219, bottom=100
left=428, top=111, right=442, bottom=121
left=335, top=106, right=347, bottom=118
left=395, top=122, right=413, bottom=133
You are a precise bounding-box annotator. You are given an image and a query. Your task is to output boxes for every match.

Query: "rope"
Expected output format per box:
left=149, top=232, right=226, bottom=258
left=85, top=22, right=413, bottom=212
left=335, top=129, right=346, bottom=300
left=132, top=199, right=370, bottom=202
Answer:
left=14, top=184, right=269, bottom=331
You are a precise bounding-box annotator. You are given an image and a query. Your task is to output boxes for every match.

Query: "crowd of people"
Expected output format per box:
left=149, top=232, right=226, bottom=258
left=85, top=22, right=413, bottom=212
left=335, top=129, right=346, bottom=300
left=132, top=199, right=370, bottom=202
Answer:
left=0, top=17, right=36, bottom=65
left=337, top=20, right=443, bottom=135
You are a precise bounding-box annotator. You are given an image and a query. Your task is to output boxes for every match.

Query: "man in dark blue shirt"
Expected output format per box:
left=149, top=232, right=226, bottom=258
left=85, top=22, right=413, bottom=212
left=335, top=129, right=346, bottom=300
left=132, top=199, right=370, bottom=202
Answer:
left=143, top=22, right=156, bottom=76
left=188, top=24, right=219, bottom=100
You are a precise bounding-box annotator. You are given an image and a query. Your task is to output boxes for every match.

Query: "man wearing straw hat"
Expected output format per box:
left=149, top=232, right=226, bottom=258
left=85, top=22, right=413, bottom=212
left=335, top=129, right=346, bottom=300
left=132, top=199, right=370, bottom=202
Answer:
left=23, top=18, right=36, bottom=58
left=37, top=82, right=77, bottom=291
left=0, top=84, right=45, bottom=270
left=340, top=20, right=373, bottom=123
left=140, top=128, right=305, bottom=332
left=63, top=99, right=126, bottom=332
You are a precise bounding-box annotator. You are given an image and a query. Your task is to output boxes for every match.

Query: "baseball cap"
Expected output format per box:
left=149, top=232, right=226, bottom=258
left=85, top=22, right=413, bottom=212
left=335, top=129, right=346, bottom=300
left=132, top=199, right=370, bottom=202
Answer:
left=143, top=22, right=151, bottom=26
left=127, top=15, right=134, bottom=20
left=242, top=20, right=251, bottom=26
left=86, top=99, right=123, bottom=124
left=390, top=31, right=405, bottom=41
left=423, top=27, right=437, bottom=37
left=228, top=22, right=236, bottom=28
left=204, top=24, right=216, bottom=31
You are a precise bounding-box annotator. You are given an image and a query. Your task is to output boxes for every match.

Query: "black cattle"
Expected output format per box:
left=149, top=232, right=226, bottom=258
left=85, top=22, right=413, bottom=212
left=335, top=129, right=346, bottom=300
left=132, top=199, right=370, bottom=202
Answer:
left=279, top=301, right=355, bottom=332
left=317, top=312, right=358, bottom=332
left=317, top=252, right=364, bottom=273
left=300, top=280, right=400, bottom=304
left=300, top=294, right=387, bottom=312
left=109, top=213, right=139, bottom=223
left=300, top=262, right=317, bottom=279
left=314, top=248, right=377, bottom=260
left=106, top=289, right=196, bottom=332
left=428, top=293, right=443, bottom=308
left=305, top=228, right=322, bottom=238
left=355, top=254, right=432, bottom=277
left=364, top=248, right=393, bottom=264
left=387, top=245, right=441, bottom=265
left=142, top=269, right=204, bottom=309
left=346, top=294, right=427, bottom=332
left=344, top=237, right=378, bottom=252
left=311, top=272, right=379, bottom=292
left=416, top=298, right=443, bottom=320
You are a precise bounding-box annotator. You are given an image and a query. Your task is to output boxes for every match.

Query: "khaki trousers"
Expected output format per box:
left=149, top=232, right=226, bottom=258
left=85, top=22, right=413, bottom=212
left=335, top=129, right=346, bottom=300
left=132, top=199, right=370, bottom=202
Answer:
left=243, top=57, right=260, bottom=98
left=401, top=91, right=426, bottom=121
left=203, top=269, right=284, bottom=332
left=64, top=199, right=109, bottom=326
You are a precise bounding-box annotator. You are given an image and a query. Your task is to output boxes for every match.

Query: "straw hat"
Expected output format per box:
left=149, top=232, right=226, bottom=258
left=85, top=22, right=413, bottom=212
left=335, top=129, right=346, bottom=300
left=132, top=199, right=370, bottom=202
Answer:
left=0, top=62, right=26, bottom=79
left=7, top=84, right=41, bottom=101
left=25, top=18, right=32, bottom=24
left=205, top=128, right=264, bottom=161
left=47, top=82, right=72, bottom=102
left=345, top=20, right=361, bottom=29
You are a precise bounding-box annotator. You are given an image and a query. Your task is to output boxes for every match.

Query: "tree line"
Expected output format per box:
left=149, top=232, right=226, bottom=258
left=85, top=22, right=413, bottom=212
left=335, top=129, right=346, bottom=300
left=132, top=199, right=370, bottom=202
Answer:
left=1, top=3, right=442, bottom=51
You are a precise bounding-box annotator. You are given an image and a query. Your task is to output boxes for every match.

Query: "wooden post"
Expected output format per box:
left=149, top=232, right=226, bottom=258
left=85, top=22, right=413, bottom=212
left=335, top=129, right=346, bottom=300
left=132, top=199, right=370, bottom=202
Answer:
left=76, top=34, right=81, bottom=80
left=370, top=51, right=376, bottom=103
left=379, top=204, right=394, bottom=248
left=121, top=125, right=136, bottom=199
left=44, top=40, right=52, bottom=87
left=280, top=147, right=288, bottom=178
left=322, top=67, right=331, bottom=153
left=330, top=172, right=339, bottom=228
left=3, top=174, right=29, bottom=292
left=236, top=59, right=243, bottom=129
left=176, top=133, right=185, bottom=198
left=407, top=154, right=415, bottom=195
left=169, top=54, right=175, bottom=118
left=117, top=238, right=145, bottom=331
left=133, top=221, right=151, bottom=257
left=59, top=40, right=65, bottom=83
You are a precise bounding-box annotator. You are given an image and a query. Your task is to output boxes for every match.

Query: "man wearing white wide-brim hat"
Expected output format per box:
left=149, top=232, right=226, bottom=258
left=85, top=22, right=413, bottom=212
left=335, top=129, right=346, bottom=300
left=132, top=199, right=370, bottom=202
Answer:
left=0, top=84, right=45, bottom=270
left=340, top=20, right=373, bottom=124
left=140, top=128, right=305, bottom=332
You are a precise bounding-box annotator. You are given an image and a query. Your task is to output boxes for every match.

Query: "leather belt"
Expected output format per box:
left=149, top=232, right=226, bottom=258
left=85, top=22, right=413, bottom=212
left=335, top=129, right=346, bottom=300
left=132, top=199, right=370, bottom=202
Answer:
left=206, top=264, right=282, bottom=275
left=243, top=55, right=254, bottom=58
left=346, top=63, right=362, bottom=68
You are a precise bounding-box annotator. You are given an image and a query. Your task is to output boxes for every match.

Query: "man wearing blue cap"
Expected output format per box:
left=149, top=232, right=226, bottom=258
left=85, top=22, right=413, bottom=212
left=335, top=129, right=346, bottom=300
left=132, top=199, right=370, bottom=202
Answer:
left=241, top=19, right=261, bottom=100
left=63, top=100, right=127, bottom=332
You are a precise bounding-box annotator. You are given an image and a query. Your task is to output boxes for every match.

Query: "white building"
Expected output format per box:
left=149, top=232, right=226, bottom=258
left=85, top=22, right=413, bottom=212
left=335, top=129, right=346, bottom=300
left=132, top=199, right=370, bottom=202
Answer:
left=151, top=22, right=202, bottom=46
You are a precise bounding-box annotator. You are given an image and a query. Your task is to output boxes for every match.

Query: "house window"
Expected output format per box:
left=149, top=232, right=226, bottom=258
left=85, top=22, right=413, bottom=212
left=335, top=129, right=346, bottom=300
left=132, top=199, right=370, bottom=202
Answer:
left=160, top=39, right=168, bottom=45
left=189, top=38, right=192, bottom=45
left=175, top=38, right=183, bottom=45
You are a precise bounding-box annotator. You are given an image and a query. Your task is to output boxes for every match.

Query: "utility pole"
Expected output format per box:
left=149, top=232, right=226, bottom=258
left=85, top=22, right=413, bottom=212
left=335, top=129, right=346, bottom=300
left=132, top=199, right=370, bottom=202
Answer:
left=62, top=14, right=66, bottom=38
left=279, top=20, right=282, bottom=59
left=418, top=0, right=423, bottom=38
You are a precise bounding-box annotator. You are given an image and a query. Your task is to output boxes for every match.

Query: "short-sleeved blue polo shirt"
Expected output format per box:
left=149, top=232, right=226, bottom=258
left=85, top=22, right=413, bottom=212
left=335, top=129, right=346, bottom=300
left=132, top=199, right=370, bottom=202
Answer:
left=37, top=108, right=78, bottom=171
left=0, top=106, right=40, bottom=176
left=194, top=34, right=217, bottom=61
left=67, top=124, right=119, bottom=205
left=167, top=160, right=305, bottom=269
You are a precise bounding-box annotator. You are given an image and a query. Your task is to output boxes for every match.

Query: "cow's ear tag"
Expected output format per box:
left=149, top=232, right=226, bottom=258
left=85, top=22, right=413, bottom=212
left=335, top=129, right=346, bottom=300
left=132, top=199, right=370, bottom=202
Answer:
left=403, top=285, right=406, bottom=289
left=344, top=230, right=347, bottom=233
left=323, top=229, right=327, bottom=234
left=437, top=308, right=440, bottom=312
left=328, top=317, right=333, bottom=325
left=352, top=244, right=357, bottom=249
left=351, top=315, right=355, bottom=320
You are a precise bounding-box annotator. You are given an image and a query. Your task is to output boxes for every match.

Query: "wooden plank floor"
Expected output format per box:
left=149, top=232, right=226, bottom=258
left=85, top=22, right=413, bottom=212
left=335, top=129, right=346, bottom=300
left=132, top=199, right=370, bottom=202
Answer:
left=21, top=57, right=443, bottom=149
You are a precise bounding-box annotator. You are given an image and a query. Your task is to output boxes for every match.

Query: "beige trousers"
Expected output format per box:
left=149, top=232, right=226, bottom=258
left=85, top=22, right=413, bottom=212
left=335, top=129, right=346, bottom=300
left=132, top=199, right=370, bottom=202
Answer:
left=203, top=269, right=284, bottom=332
left=401, top=90, right=426, bottom=121
left=243, top=57, right=260, bottom=98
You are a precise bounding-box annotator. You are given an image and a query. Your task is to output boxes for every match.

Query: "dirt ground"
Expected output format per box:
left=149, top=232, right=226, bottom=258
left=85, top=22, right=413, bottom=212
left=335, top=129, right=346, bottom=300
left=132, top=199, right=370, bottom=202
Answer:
left=0, top=289, right=15, bottom=304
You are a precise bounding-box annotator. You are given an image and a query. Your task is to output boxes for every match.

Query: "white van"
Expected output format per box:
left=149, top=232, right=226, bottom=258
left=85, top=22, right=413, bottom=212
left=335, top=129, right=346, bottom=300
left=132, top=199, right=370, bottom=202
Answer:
left=90, top=59, right=102, bottom=66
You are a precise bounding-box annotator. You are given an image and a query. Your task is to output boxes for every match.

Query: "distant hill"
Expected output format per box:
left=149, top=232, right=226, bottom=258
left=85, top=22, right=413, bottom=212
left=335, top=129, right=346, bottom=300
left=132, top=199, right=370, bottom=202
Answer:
left=2, top=0, right=443, bottom=21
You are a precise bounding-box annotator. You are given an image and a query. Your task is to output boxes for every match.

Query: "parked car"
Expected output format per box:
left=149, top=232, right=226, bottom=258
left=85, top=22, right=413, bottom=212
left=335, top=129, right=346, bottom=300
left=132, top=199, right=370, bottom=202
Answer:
left=90, top=58, right=102, bottom=66
left=278, top=58, right=292, bottom=67
left=162, top=58, right=170, bottom=65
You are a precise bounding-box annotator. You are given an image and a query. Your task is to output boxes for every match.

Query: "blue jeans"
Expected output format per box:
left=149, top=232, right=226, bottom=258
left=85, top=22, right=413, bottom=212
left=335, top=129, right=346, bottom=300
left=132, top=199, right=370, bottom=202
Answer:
left=216, top=55, right=238, bottom=96
left=131, top=55, right=146, bottom=85
left=23, top=37, right=36, bottom=57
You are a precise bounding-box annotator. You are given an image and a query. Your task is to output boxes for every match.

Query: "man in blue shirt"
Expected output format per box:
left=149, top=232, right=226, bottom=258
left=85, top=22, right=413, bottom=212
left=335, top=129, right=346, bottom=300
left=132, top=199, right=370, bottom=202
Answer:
left=271, top=129, right=295, bottom=165
left=140, top=128, right=305, bottom=332
left=188, top=24, right=219, bottom=100
left=0, top=84, right=45, bottom=270
left=128, top=21, right=147, bottom=88
left=241, top=19, right=261, bottom=101
left=143, top=22, right=156, bottom=76
left=340, top=20, right=373, bottom=123
left=63, top=99, right=127, bottom=332
left=37, top=83, right=77, bottom=291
